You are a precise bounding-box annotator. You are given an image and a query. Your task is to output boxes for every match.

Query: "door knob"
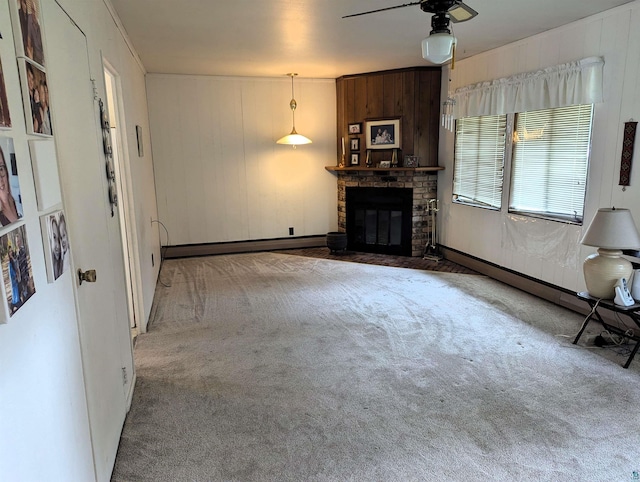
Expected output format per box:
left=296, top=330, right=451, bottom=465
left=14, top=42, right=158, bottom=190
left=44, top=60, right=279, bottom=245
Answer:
left=78, top=269, right=97, bottom=285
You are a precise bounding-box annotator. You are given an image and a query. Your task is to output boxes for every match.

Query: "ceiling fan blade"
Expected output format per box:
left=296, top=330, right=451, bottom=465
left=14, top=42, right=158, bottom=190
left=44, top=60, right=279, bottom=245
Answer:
left=342, top=1, right=422, bottom=19
left=449, top=2, right=478, bottom=23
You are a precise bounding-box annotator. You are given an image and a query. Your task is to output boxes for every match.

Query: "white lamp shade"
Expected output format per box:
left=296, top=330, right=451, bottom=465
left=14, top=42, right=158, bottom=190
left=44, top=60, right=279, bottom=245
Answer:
left=276, top=132, right=312, bottom=145
left=422, top=33, right=456, bottom=64
left=581, top=208, right=640, bottom=298
left=580, top=208, right=640, bottom=249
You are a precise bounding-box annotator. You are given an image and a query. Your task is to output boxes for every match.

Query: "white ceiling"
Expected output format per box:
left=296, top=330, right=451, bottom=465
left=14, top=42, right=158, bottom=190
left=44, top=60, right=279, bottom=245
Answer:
left=110, top=0, right=635, bottom=79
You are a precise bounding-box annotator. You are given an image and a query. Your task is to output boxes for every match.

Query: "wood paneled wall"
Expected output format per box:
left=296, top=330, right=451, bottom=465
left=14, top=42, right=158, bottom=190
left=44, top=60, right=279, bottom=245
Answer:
left=336, top=67, right=441, bottom=166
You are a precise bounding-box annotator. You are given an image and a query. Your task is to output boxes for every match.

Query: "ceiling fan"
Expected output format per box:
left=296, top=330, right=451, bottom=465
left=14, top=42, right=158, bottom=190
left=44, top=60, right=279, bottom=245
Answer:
left=343, top=0, right=479, bottom=64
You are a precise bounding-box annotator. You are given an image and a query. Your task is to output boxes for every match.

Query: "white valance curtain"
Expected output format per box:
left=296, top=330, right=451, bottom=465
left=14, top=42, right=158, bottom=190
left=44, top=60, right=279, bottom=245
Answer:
left=453, top=56, right=604, bottom=119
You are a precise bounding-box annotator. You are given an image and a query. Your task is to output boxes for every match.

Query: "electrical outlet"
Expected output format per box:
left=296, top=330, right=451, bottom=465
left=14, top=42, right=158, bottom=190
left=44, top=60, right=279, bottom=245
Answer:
left=289, top=227, right=294, bottom=236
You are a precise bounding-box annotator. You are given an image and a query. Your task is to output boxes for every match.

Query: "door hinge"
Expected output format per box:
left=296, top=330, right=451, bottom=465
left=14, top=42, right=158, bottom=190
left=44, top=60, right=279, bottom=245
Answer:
left=122, top=367, right=128, bottom=385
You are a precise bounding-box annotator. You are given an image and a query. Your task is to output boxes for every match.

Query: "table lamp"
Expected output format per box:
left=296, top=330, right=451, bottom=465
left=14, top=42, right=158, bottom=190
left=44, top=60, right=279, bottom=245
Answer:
left=580, top=207, right=640, bottom=299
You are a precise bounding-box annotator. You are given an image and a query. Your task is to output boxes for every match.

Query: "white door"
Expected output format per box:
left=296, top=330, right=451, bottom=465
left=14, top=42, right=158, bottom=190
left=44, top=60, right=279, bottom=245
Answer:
left=43, top=2, right=134, bottom=479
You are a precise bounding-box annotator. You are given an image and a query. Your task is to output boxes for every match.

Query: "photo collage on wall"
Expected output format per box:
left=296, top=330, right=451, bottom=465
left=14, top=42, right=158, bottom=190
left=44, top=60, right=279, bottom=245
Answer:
left=0, top=0, right=68, bottom=321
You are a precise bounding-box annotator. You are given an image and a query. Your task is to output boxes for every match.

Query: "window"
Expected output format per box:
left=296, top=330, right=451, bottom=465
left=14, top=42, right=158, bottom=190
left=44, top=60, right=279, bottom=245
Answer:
left=452, top=104, right=593, bottom=224
left=453, top=115, right=507, bottom=210
left=509, top=104, right=593, bottom=223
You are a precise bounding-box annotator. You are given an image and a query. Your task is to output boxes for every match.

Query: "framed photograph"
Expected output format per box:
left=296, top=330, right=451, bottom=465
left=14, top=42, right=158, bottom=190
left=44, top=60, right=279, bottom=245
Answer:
left=350, top=152, right=360, bottom=165
left=379, top=161, right=391, bottom=168
left=10, top=0, right=46, bottom=67
left=348, top=123, right=362, bottom=134
left=40, top=210, right=70, bottom=282
left=0, top=58, right=11, bottom=129
left=350, top=138, right=360, bottom=151
left=366, top=119, right=401, bottom=149
left=404, top=155, right=419, bottom=168
left=0, top=137, right=24, bottom=227
left=29, top=139, right=62, bottom=210
left=1, top=223, right=36, bottom=317
left=18, top=59, right=53, bottom=136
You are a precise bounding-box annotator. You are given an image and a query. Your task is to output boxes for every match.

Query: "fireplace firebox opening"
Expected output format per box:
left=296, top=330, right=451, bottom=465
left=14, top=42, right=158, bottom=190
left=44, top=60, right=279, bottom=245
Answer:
left=346, top=187, right=413, bottom=256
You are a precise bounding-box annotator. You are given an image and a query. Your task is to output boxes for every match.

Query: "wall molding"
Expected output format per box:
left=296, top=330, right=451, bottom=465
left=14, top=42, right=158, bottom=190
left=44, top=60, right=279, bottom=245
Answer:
left=163, top=235, right=327, bottom=259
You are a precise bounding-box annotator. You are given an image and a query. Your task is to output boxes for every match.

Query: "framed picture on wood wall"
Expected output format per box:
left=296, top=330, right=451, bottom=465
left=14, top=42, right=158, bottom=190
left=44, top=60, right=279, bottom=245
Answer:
left=366, top=119, right=400, bottom=149
left=350, top=152, right=360, bottom=165
left=350, top=137, right=360, bottom=151
left=348, top=122, right=361, bottom=134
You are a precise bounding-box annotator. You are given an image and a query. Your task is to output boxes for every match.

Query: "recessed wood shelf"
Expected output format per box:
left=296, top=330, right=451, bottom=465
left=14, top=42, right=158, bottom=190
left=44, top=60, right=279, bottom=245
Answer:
left=325, top=166, right=444, bottom=173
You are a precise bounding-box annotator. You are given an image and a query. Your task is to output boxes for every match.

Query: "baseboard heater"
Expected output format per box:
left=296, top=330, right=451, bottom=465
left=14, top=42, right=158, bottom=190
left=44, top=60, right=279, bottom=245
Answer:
left=162, top=235, right=327, bottom=259
left=440, top=245, right=615, bottom=321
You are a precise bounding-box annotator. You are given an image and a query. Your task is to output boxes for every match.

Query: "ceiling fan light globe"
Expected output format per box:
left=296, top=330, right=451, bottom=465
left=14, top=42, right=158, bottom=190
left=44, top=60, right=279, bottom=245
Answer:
left=422, top=33, right=456, bottom=64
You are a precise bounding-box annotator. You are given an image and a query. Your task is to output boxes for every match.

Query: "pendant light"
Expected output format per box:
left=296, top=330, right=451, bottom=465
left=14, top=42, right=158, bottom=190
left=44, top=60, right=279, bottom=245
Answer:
left=277, top=73, right=312, bottom=148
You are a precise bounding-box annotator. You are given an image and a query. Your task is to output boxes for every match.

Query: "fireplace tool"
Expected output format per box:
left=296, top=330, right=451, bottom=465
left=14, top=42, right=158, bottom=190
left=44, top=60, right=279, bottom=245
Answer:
left=423, top=199, right=442, bottom=261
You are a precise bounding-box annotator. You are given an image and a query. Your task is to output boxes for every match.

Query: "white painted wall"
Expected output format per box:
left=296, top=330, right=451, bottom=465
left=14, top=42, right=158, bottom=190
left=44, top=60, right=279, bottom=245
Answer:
left=147, top=74, right=338, bottom=246
left=0, top=0, right=161, bottom=480
left=438, top=3, right=640, bottom=293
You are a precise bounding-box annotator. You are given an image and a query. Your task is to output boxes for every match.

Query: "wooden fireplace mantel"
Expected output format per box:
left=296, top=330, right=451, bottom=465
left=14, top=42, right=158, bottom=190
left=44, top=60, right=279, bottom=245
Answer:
left=325, top=166, right=444, bottom=173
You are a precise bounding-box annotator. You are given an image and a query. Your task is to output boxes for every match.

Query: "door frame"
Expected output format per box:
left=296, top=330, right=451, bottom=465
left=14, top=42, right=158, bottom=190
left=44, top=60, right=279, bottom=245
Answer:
left=102, top=59, right=146, bottom=336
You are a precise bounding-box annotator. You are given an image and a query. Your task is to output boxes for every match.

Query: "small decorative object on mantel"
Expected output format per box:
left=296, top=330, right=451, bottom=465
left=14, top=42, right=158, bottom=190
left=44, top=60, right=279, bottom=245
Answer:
left=365, top=149, right=372, bottom=167
left=619, top=120, right=637, bottom=190
left=404, top=155, right=419, bottom=168
left=379, top=161, right=391, bottom=168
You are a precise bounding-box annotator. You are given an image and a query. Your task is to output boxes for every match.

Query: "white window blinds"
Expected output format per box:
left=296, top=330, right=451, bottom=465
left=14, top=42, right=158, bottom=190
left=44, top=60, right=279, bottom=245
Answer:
left=453, top=115, right=507, bottom=209
left=509, top=104, right=593, bottom=223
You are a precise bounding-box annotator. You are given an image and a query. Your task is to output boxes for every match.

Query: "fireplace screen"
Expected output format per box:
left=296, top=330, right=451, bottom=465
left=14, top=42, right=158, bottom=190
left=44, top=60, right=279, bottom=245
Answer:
left=346, top=187, right=412, bottom=256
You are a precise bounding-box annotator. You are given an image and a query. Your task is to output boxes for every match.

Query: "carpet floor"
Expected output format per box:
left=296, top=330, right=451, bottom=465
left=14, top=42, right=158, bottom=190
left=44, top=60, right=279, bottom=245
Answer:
left=112, top=252, right=640, bottom=482
left=277, top=247, right=479, bottom=274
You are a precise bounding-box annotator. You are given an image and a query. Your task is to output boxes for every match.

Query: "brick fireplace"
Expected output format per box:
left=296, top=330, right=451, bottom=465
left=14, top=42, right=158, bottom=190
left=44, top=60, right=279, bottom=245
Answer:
left=334, top=169, right=439, bottom=257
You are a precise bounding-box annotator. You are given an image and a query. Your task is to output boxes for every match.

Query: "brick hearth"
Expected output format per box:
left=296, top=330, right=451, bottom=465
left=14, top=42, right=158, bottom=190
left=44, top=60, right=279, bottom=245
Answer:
left=335, top=170, right=438, bottom=257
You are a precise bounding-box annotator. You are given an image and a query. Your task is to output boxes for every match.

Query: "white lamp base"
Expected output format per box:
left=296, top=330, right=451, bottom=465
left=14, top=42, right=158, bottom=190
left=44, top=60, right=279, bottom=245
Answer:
left=583, top=248, right=633, bottom=299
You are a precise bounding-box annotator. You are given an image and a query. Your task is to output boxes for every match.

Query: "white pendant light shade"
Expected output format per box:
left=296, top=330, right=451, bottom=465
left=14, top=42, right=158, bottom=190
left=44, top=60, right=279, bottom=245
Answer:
left=277, top=73, right=312, bottom=147
left=422, top=33, right=456, bottom=64
left=277, top=132, right=312, bottom=146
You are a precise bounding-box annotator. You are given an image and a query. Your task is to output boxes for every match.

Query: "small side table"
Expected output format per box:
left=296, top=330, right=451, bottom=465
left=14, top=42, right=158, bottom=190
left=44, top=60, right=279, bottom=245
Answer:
left=573, top=292, right=640, bottom=368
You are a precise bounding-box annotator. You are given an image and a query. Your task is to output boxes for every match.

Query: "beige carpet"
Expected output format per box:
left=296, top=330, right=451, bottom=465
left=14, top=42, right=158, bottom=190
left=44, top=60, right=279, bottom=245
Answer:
left=112, top=252, right=640, bottom=481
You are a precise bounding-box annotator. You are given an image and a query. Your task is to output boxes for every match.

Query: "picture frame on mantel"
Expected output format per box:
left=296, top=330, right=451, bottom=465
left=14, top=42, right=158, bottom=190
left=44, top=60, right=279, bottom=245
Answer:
left=366, top=119, right=400, bottom=149
left=350, top=152, right=360, bottom=165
